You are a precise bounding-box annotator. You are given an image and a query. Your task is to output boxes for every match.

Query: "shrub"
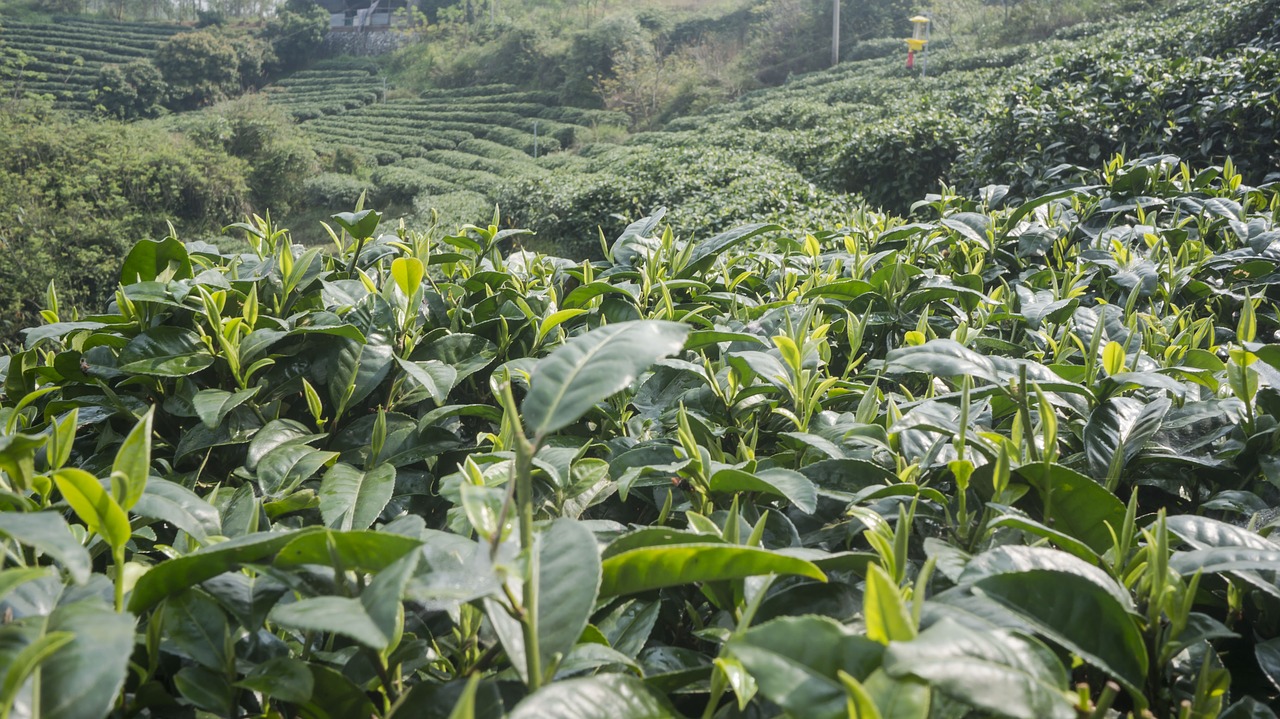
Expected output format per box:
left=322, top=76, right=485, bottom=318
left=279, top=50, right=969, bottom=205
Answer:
left=8, top=157, right=1280, bottom=718
left=0, top=104, right=248, bottom=343
left=413, top=189, right=494, bottom=225
left=497, top=144, right=853, bottom=257
left=172, top=97, right=319, bottom=214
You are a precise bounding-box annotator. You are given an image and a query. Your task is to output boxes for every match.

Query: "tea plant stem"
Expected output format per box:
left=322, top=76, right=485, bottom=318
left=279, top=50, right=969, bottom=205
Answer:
left=499, top=379, right=544, bottom=691
left=112, top=546, right=125, bottom=613
left=1016, top=365, right=1040, bottom=463
left=514, top=432, right=542, bottom=691
left=373, top=655, right=395, bottom=714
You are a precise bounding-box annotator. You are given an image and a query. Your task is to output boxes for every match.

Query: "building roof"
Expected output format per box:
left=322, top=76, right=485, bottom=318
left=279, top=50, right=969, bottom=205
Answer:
left=314, top=0, right=405, bottom=13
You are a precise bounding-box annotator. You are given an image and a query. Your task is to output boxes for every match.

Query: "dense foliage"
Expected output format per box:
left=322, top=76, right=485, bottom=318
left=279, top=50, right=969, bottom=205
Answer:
left=3, top=154, right=1280, bottom=717
left=499, top=0, right=1280, bottom=249
left=0, top=98, right=325, bottom=344
left=0, top=103, right=249, bottom=343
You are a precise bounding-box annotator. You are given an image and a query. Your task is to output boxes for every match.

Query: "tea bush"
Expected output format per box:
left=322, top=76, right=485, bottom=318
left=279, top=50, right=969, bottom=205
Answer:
left=302, top=171, right=377, bottom=208
left=4, top=155, right=1280, bottom=717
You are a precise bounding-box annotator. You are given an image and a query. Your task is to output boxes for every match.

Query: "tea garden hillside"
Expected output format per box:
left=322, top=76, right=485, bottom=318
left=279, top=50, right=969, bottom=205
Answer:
left=4, top=0, right=1280, bottom=716
left=2, top=0, right=1260, bottom=337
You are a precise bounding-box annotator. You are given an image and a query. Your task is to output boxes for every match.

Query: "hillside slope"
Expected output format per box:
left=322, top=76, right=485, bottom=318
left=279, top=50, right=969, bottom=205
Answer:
left=0, top=16, right=182, bottom=110
left=495, top=0, right=1280, bottom=256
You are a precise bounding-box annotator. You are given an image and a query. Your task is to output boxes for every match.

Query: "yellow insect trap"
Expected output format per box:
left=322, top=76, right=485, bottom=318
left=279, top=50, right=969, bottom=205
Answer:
left=906, top=15, right=931, bottom=72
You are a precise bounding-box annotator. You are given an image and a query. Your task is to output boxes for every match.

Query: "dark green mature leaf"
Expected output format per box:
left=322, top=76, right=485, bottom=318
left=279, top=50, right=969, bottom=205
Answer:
left=1169, top=548, right=1280, bottom=575
left=597, top=599, right=661, bottom=659
left=1166, top=515, right=1279, bottom=551
left=1220, top=697, right=1279, bottom=719
left=162, top=589, right=229, bottom=671
left=537, top=519, right=602, bottom=677
left=708, top=467, right=817, bottom=514
left=174, top=665, right=233, bottom=715
left=885, top=340, right=1090, bottom=398
left=1083, top=397, right=1170, bottom=483
left=236, top=657, right=314, bottom=704
left=682, top=223, right=782, bottom=276
left=961, top=546, right=1132, bottom=606
left=273, top=529, right=422, bottom=572
left=332, top=209, right=381, bottom=240
left=0, top=628, right=74, bottom=718
left=985, top=515, right=1100, bottom=565
left=508, top=674, right=677, bottom=719
left=1255, top=638, right=1280, bottom=694
left=245, top=419, right=319, bottom=472
left=974, top=569, right=1148, bottom=692
left=327, top=336, right=394, bottom=410
left=729, top=616, right=886, bottom=719
left=361, top=551, right=419, bottom=643
left=117, top=327, right=213, bottom=377
left=256, top=444, right=339, bottom=497
left=863, top=669, right=931, bottom=719
left=130, top=529, right=320, bottom=612
left=119, top=237, right=193, bottom=284
left=600, top=544, right=825, bottom=597
left=0, top=513, right=91, bottom=584
left=193, top=388, right=259, bottom=430
left=39, top=600, right=135, bottom=719
left=1017, top=464, right=1126, bottom=554
left=23, top=322, right=108, bottom=350
left=319, top=462, right=396, bottom=530
left=484, top=521, right=602, bottom=684
left=396, top=357, right=457, bottom=404
left=942, top=212, right=993, bottom=248
left=523, top=320, right=690, bottom=440
left=297, top=665, right=378, bottom=719
left=271, top=596, right=389, bottom=649
left=0, top=568, right=52, bottom=604
left=132, top=478, right=221, bottom=544
left=414, top=333, right=498, bottom=382
left=883, top=619, right=1075, bottom=719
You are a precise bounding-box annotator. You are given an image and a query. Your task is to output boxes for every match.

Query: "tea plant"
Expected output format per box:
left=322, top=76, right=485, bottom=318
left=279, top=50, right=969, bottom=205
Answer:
left=3, top=155, right=1280, bottom=718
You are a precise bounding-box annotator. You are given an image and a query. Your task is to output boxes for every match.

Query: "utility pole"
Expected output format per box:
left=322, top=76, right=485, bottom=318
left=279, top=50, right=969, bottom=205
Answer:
left=831, top=0, right=840, bottom=66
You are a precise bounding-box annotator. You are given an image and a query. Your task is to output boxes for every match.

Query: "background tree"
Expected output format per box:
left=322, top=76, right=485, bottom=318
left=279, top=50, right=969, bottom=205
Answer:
left=92, top=60, right=166, bottom=119
left=154, top=30, right=241, bottom=109
left=263, top=0, right=330, bottom=73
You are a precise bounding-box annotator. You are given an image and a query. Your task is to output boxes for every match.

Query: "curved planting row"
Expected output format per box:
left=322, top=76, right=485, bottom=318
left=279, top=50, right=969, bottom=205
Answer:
left=276, top=81, right=623, bottom=214
left=265, top=65, right=384, bottom=121
left=0, top=16, right=182, bottom=109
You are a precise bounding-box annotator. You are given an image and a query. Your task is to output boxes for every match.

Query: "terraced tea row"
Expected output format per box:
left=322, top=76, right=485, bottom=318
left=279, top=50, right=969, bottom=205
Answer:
left=0, top=16, right=183, bottom=110
left=263, top=65, right=385, bottom=120
left=278, top=81, right=627, bottom=214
